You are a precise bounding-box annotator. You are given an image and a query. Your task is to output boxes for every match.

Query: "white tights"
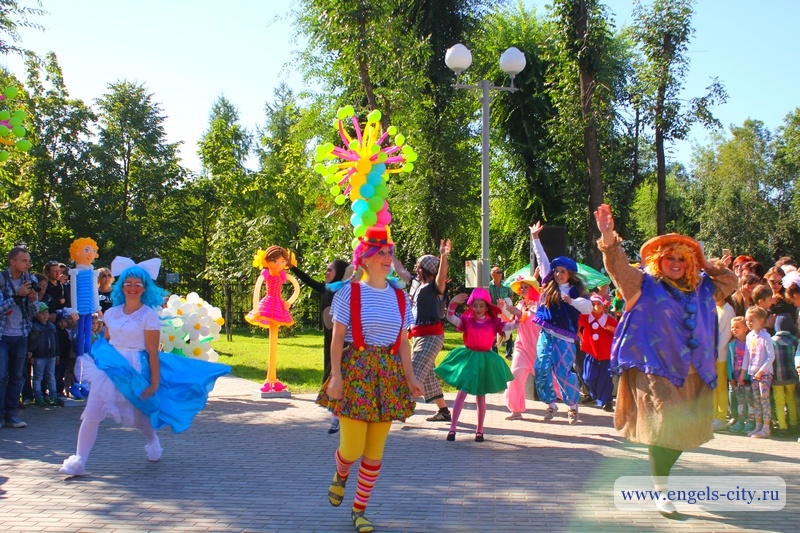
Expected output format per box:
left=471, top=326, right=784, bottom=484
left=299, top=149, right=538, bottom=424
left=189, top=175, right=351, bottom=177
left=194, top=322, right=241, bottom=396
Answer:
left=76, top=410, right=158, bottom=461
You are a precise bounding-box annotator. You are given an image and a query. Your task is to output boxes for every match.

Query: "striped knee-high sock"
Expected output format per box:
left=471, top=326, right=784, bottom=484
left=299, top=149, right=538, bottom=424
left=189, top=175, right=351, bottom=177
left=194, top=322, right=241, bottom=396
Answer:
left=352, top=461, right=381, bottom=512
left=335, top=449, right=356, bottom=479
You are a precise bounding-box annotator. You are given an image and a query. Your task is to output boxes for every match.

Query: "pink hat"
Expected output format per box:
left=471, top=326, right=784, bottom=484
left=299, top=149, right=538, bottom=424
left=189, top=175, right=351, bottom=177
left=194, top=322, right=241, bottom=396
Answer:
left=466, top=287, right=502, bottom=319
left=590, top=294, right=608, bottom=306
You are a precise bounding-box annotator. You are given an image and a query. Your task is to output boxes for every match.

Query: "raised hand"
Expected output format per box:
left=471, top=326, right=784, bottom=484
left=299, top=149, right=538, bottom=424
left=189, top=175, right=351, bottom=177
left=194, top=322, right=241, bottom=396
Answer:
left=529, top=221, right=544, bottom=239
left=594, top=204, right=614, bottom=234
left=439, top=239, right=452, bottom=256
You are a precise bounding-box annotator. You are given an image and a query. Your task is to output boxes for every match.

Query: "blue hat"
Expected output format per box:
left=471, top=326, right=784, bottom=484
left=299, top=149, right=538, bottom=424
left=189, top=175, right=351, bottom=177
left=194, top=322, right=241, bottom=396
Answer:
left=550, top=256, right=578, bottom=273
left=55, top=310, right=68, bottom=321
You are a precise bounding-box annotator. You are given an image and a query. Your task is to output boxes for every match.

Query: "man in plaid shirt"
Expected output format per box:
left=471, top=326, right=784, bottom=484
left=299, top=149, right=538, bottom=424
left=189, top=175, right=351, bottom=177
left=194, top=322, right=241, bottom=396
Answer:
left=0, top=246, right=40, bottom=428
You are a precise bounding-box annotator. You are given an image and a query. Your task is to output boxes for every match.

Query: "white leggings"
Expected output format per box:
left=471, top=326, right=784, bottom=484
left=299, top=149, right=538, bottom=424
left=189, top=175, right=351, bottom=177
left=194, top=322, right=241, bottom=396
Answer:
left=75, top=410, right=158, bottom=460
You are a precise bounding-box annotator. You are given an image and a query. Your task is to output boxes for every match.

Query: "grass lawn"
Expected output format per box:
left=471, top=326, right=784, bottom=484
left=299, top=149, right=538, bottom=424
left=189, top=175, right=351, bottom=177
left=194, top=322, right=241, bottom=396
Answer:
left=212, top=327, right=477, bottom=393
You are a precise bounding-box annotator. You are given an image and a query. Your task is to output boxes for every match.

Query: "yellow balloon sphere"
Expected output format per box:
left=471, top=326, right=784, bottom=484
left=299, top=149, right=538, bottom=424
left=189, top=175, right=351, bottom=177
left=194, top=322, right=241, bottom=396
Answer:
left=356, top=158, right=372, bottom=174
left=350, top=173, right=367, bottom=187
left=349, top=188, right=361, bottom=201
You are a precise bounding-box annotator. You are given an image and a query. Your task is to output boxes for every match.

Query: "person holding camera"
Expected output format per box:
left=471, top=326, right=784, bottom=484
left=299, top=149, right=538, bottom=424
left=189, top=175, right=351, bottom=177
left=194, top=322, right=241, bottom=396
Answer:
left=0, top=246, right=40, bottom=428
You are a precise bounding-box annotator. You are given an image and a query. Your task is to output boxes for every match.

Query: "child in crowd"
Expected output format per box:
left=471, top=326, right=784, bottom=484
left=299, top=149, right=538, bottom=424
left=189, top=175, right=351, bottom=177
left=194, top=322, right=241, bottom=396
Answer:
left=55, top=311, right=79, bottom=399
left=771, top=327, right=798, bottom=437
left=503, top=276, right=541, bottom=420
left=577, top=294, right=617, bottom=411
left=714, top=300, right=735, bottom=430
left=751, top=285, right=777, bottom=332
left=435, top=288, right=515, bottom=442
left=728, top=316, right=755, bottom=433
left=28, top=303, right=59, bottom=406
left=741, top=306, right=775, bottom=438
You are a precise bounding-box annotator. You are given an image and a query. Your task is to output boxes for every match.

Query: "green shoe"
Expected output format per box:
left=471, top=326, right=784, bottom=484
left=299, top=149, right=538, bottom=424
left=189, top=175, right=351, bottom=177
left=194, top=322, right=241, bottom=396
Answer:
left=351, top=510, right=374, bottom=533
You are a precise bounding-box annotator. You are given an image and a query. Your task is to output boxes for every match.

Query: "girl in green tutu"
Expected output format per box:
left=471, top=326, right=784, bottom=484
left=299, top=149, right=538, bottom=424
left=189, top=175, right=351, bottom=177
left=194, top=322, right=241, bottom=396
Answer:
left=436, top=287, right=517, bottom=442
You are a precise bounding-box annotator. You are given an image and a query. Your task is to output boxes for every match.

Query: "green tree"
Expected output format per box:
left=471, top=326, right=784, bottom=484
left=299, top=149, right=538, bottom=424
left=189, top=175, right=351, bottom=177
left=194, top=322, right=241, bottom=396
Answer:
left=632, top=0, right=725, bottom=235
left=197, top=95, right=253, bottom=340
left=0, top=0, right=45, bottom=57
left=93, top=80, right=186, bottom=259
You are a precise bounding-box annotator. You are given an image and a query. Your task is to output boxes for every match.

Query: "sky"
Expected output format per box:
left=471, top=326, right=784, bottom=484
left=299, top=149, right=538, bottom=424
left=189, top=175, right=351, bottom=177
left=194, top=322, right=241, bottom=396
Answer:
left=2, top=0, right=798, bottom=173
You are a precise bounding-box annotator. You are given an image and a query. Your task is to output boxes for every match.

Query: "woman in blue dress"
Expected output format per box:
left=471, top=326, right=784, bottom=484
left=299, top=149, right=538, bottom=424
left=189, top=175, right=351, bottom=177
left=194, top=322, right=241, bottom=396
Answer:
left=59, top=257, right=230, bottom=476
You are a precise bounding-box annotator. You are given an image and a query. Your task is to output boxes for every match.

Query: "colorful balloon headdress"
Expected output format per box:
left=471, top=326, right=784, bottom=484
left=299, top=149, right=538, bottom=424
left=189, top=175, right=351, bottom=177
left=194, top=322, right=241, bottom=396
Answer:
left=0, top=85, right=32, bottom=161
left=314, top=106, right=418, bottom=248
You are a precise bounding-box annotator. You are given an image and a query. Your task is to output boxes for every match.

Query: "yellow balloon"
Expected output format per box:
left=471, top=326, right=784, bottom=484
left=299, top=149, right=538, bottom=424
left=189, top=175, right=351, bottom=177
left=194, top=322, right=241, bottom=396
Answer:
left=350, top=173, right=367, bottom=188
left=349, top=188, right=361, bottom=201
left=356, top=158, right=372, bottom=174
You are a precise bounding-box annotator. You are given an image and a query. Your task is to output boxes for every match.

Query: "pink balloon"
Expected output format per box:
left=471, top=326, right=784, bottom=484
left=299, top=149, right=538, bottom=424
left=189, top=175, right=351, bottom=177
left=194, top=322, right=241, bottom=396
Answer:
left=376, top=209, right=392, bottom=225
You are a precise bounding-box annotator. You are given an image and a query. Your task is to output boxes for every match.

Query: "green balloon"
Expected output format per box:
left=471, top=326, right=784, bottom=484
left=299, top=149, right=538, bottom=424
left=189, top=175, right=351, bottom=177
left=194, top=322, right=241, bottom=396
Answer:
left=368, top=196, right=383, bottom=212
left=368, top=109, right=382, bottom=123
left=354, top=224, right=368, bottom=238
left=324, top=174, right=337, bottom=185
left=12, top=109, right=26, bottom=120
left=351, top=237, right=359, bottom=249
left=387, top=126, right=397, bottom=135
left=395, top=134, right=405, bottom=146
left=378, top=152, right=388, bottom=162
left=348, top=139, right=360, bottom=150
left=11, top=125, right=25, bottom=138
left=335, top=194, right=346, bottom=205
left=0, top=125, right=9, bottom=137
left=8, top=116, right=21, bottom=127
left=330, top=185, right=341, bottom=196
left=314, top=163, right=326, bottom=174
left=0, top=110, right=9, bottom=121
left=370, top=143, right=380, bottom=154
left=15, top=139, right=31, bottom=152
left=361, top=211, right=377, bottom=226
left=4, top=86, right=18, bottom=99
left=344, top=105, right=355, bottom=117
left=374, top=183, right=389, bottom=198
left=407, top=152, right=418, bottom=163
left=0, top=150, right=8, bottom=161
left=402, top=162, right=414, bottom=173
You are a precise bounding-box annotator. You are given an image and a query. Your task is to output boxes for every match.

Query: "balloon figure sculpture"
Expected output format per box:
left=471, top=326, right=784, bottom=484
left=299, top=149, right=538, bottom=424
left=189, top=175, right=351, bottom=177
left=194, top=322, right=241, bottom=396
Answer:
left=160, top=293, right=225, bottom=362
left=313, top=106, right=417, bottom=244
left=245, top=245, right=300, bottom=394
left=68, top=238, right=100, bottom=399
left=0, top=85, right=33, bottom=161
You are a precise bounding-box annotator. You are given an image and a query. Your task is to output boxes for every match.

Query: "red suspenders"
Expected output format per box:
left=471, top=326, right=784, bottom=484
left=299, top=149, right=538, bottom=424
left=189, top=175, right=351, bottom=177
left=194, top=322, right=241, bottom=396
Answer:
left=349, top=282, right=406, bottom=354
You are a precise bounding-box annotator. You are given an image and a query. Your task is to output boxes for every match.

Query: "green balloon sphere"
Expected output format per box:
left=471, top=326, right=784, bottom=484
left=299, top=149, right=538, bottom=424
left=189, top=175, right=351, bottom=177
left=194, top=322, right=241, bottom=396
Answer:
left=12, top=109, right=26, bottom=120
left=337, top=107, right=349, bottom=120
left=367, top=109, right=382, bottom=123
left=402, top=162, right=414, bottom=173
left=314, top=163, right=325, bottom=174
left=354, top=224, right=368, bottom=238
left=374, top=184, right=389, bottom=198
left=11, top=125, right=25, bottom=138
left=367, top=196, right=384, bottom=212
left=361, top=211, right=377, bottom=226
left=0, top=110, right=9, bottom=121
left=387, top=126, right=397, bottom=136
left=349, top=139, right=360, bottom=150
left=370, top=143, right=381, bottom=154
left=8, top=116, right=22, bottom=127
left=0, top=125, right=9, bottom=137
left=335, top=194, right=346, bottom=205
left=330, top=185, right=341, bottom=196
left=378, top=152, right=388, bottom=162
left=15, top=139, right=32, bottom=152
left=4, top=86, right=18, bottom=99
left=351, top=237, right=360, bottom=249
left=0, top=150, right=8, bottom=161
left=395, top=134, right=405, bottom=146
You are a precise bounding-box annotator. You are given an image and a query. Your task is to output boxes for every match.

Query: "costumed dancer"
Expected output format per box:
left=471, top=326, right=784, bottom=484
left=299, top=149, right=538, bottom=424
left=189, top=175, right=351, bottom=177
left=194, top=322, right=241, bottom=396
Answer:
left=408, top=241, right=452, bottom=423
left=503, top=275, right=542, bottom=420
left=68, top=238, right=101, bottom=398
left=530, top=222, right=591, bottom=425
left=245, top=245, right=300, bottom=393
left=577, top=294, right=618, bottom=411
left=435, top=289, right=515, bottom=442
left=291, top=257, right=350, bottom=433
left=594, top=204, right=737, bottom=516
left=59, top=257, right=230, bottom=476
left=317, top=226, right=423, bottom=533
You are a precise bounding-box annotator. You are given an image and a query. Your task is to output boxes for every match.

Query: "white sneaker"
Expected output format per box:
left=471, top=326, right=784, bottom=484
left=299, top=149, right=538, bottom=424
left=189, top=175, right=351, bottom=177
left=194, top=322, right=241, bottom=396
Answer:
left=655, top=497, right=677, bottom=516
left=145, top=438, right=163, bottom=462
left=59, top=455, right=86, bottom=476
left=712, top=419, right=727, bottom=431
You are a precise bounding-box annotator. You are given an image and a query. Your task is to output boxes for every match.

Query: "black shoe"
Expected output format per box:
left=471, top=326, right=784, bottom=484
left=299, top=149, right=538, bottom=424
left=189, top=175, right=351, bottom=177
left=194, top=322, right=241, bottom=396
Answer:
left=505, top=354, right=513, bottom=361
left=603, top=403, right=614, bottom=412
left=426, top=411, right=451, bottom=422
left=474, top=433, right=484, bottom=442
left=446, top=431, right=455, bottom=441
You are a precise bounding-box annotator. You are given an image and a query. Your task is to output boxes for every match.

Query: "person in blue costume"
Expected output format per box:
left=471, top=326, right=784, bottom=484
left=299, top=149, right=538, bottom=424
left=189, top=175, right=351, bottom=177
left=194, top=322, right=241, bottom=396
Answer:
left=530, top=221, right=592, bottom=425
left=59, top=257, right=230, bottom=477
left=594, top=204, right=737, bottom=517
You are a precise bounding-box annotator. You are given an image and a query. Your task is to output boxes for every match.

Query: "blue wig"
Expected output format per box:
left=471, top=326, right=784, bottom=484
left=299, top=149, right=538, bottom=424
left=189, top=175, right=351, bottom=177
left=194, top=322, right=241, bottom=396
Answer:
left=110, top=266, right=168, bottom=309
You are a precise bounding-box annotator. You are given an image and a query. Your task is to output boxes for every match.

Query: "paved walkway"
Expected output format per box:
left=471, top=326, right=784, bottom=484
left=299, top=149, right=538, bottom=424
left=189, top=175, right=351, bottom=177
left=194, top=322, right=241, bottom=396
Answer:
left=1, top=375, right=797, bottom=532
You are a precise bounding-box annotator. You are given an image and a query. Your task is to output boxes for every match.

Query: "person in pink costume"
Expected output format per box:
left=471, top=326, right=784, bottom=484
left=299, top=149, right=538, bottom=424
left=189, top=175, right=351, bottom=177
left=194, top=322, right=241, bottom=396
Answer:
left=503, top=275, right=542, bottom=420
left=245, top=245, right=300, bottom=393
left=435, top=288, right=516, bottom=442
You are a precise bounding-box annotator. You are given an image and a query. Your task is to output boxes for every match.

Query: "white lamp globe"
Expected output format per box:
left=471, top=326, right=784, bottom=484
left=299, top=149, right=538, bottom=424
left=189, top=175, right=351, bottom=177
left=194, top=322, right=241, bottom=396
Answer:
left=445, top=43, right=473, bottom=74
left=499, top=47, right=526, bottom=77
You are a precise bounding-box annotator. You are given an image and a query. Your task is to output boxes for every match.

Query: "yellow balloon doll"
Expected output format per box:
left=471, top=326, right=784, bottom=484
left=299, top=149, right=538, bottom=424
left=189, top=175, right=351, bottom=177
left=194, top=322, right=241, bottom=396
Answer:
left=245, top=245, right=300, bottom=393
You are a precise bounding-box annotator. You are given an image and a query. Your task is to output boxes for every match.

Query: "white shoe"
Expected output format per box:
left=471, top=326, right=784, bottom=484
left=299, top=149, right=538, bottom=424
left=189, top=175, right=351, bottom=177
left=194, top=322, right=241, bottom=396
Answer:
left=59, top=455, right=86, bottom=476
left=712, top=419, right=727, bottom=431
left=145, top=438, right=163, bottom=462
left=505, top=412, right=523, bottom=420
left=567, top=409, right=578, bottom=425
left=543, top=406, right=558, bottom=421
left=655, top=497, right=677, bottom=516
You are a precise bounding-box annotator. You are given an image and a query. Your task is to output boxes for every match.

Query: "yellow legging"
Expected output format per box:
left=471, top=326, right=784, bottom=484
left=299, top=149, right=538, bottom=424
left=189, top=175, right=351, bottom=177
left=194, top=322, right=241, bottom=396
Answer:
left=338, top=417, right=392, bottom=463
left=713, top=361, right=728, bottom=422
left=773, top=384, right=798, bottom=429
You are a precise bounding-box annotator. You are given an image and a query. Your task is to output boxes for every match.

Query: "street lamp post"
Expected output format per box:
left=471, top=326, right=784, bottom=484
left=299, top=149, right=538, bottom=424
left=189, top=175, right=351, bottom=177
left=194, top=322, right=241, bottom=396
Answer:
left=445, top=43, right=526, bottom=287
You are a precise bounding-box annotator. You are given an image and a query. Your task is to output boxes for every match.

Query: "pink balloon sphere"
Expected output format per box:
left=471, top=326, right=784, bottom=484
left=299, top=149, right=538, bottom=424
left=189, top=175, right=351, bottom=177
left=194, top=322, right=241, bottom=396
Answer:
left=376, top=209, right=392, bottom=225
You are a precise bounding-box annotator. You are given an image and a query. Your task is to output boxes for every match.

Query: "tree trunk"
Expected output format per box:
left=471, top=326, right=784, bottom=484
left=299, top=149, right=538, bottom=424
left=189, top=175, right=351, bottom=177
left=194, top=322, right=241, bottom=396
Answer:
left=224, top=283, right=233, bottom=342
left=577, top=0, right=604, bottom=268
left=655, top=87, right=667, bottom=235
